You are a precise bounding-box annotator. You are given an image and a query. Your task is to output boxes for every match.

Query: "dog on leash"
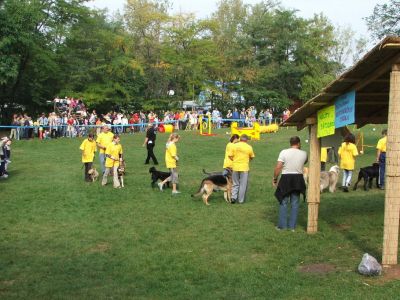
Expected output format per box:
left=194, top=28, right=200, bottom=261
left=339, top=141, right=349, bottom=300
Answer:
left=320, top=165, right=340, bottom=193
left=353, top=163, right=379, bottom=191
left=87, top=167, right=99, bottom=182
left=149, top=167, right=171, bottom=189
left=117, top=160, right=126, bottom=188
left=191, top=174, right=232, bottom=205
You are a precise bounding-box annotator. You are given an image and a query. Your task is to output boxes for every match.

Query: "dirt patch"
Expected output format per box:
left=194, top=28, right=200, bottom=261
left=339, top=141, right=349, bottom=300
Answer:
left=333, top=224, right=351, bottom=231
left=0, top=280, right=15, bottom=287
left=87, top=243, right=111, bottom=253
left=298, top=263, right=336, bottom=275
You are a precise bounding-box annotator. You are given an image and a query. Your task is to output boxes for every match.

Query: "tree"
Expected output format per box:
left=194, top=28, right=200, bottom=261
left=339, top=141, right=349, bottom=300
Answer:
left=365, top=0, right=400, bottom=40
left=57, top=10, right=145, bottom=111
left=0, top=0, right=89, bottom=116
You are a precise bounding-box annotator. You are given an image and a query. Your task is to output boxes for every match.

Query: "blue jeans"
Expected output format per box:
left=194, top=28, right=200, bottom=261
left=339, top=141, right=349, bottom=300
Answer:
left=379, top=153, right=386, bottom=187
left=278, top=192, right=300, bottom=229
left=99, top=153, right=106, bottom=174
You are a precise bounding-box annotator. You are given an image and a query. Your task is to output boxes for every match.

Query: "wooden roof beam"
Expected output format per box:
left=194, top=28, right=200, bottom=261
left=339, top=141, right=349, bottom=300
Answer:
left=352, top=54, right=400, bottom=91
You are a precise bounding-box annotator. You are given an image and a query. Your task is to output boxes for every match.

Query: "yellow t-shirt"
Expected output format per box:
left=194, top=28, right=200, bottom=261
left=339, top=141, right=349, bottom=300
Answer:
left=223, top=142, right=236, bottom=169
left=338, top=142, right=358, bottom=170
left=80, top=139, right=97, bottom=163
left=321, top=147, right=328, bottom=163
left=376, top=136, right=387, bottom=153
left=228, top=141, right=255, bottom=172
left=165, top=142, right=177, bottom=169
left=105, top=142, right=123, bottom=168
left=96, top=131, right=114, bottom=154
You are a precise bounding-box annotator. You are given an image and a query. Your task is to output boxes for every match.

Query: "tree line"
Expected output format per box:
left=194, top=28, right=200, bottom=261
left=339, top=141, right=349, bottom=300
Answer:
left=0, top=0, right=398, bottom=121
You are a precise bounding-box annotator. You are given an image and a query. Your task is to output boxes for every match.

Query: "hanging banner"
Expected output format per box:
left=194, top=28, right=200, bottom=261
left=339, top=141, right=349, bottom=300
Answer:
left=317, top=105, right=335, bottom=138
left=335, top=90, right=355, bottom=128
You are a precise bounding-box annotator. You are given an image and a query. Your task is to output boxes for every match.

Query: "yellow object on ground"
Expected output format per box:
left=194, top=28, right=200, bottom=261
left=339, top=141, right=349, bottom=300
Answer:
left=231, top=122, right=279, bottom=140
left=164, top=124, right=174, bottom=133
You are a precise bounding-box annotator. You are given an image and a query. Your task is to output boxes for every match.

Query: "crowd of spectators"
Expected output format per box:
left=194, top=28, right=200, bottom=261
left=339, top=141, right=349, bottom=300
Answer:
left=5, top=97, right=286, bottom=141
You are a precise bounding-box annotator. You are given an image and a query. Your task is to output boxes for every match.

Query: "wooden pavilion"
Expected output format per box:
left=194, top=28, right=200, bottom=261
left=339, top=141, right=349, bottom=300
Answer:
left=283, top=36, right=400, bottom=266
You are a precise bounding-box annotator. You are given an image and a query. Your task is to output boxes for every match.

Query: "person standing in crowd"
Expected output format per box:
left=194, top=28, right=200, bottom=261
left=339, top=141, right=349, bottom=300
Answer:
left=96, top=125, right=114, bottom=174
left=102, top=135, right=123, bottom=188
left=338, top=133, right=358, bottom=192
left=376, top=129, right=387, bottom=190
left=228, top=134, right=255, bottom=204
left=222, top=134, right=239, bottom=176
left=273, top=136, right=307, bottom=231
left=143, top=123, right=159, bottom=165
left=158, top=133, right=181, bottom=194
left=80, top=133, right=97, bottom=182
left=0, top=137, right=11, bottom=178
left=9, top=115, right=19, bottom=140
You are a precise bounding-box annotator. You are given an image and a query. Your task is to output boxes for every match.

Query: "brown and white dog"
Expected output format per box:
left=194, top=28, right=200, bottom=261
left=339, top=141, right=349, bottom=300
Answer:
left=88, top=167, right=99, bottom=182
left=191, top=174, right=232, bottom=206
left=117, top=160, right=126, bottom=188
left=320, top=165, right=340, bottom=193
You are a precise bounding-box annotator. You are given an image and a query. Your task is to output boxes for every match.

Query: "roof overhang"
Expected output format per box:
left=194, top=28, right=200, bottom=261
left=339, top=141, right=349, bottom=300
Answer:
left=283, top=36, right=400, bottom=130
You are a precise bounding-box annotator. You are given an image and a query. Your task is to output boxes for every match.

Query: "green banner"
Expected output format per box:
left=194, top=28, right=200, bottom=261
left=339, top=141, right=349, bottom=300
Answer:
left=317, top=105, right=335, bottom=138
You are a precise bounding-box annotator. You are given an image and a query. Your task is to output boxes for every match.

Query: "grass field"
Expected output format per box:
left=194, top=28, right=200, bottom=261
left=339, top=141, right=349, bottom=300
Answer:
left=1, top=125, right=399, bottom=299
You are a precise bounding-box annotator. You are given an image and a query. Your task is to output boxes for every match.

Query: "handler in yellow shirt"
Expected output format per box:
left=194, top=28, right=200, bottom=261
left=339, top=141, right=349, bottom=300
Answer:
left=338, top=133, right=358, bottom=192
left=159, top=133, right=181, bottom=194
left=376, top=129, right=387, bottom=189
left=80, top=133, right=97, bottom=182
left=96, top=125, right=114, bottom=174
left=228, top=134, right=255, bottom=204
left=223, top=134, right=239, bottom=175
left=102, top=135, right=123, bottom=188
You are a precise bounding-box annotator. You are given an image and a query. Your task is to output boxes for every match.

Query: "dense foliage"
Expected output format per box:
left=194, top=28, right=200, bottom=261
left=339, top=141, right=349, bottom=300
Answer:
left=0, top=0, right=373, bottom=119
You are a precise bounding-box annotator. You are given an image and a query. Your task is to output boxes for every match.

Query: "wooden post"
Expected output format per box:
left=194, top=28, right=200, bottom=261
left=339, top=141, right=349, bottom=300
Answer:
left=306, top=117, right=321, bottom=233
left=382, top=64, right=400, bottom=266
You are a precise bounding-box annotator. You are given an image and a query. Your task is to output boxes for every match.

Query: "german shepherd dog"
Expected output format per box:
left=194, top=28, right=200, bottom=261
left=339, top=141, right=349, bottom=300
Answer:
left=149, top=167, right=171, bottom=188
left=191, top=174, right=232, bottom=206
left=117, top=160, right=126, bottom=188
left=353, top=163, right=380, bottom=191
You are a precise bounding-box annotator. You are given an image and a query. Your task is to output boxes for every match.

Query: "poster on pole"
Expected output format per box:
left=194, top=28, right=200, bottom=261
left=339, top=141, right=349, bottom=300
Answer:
left=335, top=90, right=355, bottom=128
left=317, top=105, right=335, bottom=138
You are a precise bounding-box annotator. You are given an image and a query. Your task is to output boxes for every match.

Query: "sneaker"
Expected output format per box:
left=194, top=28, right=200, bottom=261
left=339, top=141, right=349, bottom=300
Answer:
left=158, top=182, right=163, bottom=191
left=230, top=199, right=237, bottom=204
left=343, top=187, right=349, bottom=192
left=172, top=190, right=181, bottom=194
left=275, top=226, right=284, bottom=231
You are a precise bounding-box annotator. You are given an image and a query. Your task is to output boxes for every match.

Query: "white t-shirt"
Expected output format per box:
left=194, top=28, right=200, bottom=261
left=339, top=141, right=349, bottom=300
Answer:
left=277, top=148, right=308, bottom=174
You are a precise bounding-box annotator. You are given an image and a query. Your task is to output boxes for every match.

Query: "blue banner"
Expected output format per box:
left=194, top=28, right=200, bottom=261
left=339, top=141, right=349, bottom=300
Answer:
left=335, top=90, right=355, bottom=128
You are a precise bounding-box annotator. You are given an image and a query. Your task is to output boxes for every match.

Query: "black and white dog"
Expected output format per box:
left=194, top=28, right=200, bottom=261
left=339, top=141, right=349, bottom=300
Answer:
left=353, top=163, right=380, bottom=191
left=149, top=167, right=171, bottom=189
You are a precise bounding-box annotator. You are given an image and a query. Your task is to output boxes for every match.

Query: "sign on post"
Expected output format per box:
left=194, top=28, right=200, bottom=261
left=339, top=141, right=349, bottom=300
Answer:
left=335, top=90, right=355, bottom=128
left=317, top=90, right=356, bottom=138
left=317, top=105, right=335, bottom=138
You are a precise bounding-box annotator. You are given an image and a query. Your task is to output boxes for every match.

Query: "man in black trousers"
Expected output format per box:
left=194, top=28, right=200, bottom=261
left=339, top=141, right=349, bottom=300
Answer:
left=143, top=123, right=158, bottom=165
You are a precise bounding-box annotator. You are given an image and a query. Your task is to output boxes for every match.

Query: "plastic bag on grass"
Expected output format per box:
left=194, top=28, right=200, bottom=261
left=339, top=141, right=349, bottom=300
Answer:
left=358, top=253, right=382, bottom=276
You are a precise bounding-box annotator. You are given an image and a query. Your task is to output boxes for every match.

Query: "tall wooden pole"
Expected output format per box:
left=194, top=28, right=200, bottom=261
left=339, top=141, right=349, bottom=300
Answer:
left=382, top=64, right=400, bottom=266
left=306, top=117, right=321, bottom=233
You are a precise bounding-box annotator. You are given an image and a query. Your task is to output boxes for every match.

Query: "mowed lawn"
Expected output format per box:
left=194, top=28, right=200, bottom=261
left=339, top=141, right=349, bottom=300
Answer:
left=1, top=125, right=399, bottom=299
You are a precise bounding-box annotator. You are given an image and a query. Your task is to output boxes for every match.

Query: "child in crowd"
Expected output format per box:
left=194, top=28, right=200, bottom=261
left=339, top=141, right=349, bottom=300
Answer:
left=338, top=133, right=358, bottom=192
left=80, top=133, right=97, bottom=182
left=158, top=133, right=181, bottom=194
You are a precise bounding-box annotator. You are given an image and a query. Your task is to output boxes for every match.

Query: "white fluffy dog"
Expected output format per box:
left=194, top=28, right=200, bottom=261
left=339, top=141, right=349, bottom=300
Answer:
left=320, top=165, right=340, bottom=193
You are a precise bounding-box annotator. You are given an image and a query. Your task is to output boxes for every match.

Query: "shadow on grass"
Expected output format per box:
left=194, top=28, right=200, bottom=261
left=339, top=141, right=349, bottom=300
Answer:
left=320, top=192, right=384, bottom=260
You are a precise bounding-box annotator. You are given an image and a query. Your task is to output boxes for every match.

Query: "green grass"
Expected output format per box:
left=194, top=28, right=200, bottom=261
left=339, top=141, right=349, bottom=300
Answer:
left=1, top=125, right=399, bottom=299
